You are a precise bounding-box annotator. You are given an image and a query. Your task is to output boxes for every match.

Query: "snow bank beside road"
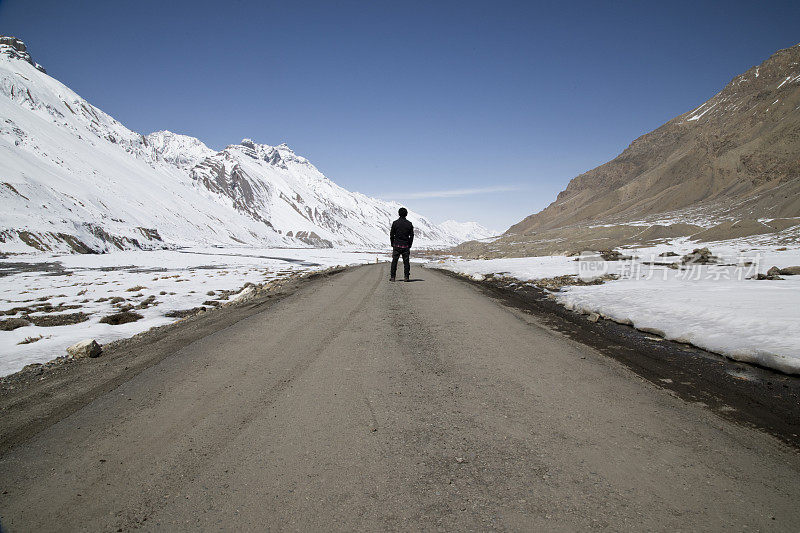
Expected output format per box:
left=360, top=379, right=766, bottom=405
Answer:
left=430, top=243, right=800, bottom=375
left=0, top=247, right=378, bottom=376
left=558, top=274, right=800, bottom=374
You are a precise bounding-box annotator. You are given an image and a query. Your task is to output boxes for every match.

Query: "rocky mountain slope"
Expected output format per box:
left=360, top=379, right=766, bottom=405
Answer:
left=0, top=36, right=491, bottom=254
left=497, top=43, right=800, bottom=254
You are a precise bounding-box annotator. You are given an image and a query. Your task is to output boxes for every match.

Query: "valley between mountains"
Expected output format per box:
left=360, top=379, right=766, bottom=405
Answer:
left=1, top=31, right=800, bottom=531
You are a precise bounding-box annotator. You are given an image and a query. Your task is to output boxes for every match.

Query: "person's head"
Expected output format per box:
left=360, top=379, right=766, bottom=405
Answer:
left=398, top=207, right=408, bottom=218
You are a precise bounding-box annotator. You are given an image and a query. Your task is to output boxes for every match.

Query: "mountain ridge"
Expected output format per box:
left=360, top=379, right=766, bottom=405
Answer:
left=507, top=42, right=800, bottom=237
left=0, top=36, right=492, bottom=254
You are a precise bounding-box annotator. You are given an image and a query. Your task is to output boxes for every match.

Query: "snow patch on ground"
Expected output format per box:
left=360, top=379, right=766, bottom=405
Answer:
left=0, top=247, right=379, bottom=376
left=429, top=240, right=800, bottom=375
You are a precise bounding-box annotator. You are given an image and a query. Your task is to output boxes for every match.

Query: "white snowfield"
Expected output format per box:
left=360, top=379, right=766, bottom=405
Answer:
left=438, top=220, right=497, bottom=243
left=430, top=241, right=800, bottom=375
left=0, top=40, right=490, bottom=253
left=0, top=247, right=382, bottom=376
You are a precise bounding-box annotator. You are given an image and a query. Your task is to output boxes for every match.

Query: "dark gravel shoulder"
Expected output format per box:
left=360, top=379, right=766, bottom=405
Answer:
left=0, top=267, right=348, bottom=455
left=438, top=269, right=800, bottom=450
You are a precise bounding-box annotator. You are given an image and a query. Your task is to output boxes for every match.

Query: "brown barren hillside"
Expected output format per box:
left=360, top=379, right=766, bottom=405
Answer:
left=508, top=43, right=800, bottom=236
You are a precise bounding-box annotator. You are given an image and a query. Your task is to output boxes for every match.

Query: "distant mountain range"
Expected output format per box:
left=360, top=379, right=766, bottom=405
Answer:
left=458, top=42, right=800, bottom=258
left=0, top=36, right=493, bottom=254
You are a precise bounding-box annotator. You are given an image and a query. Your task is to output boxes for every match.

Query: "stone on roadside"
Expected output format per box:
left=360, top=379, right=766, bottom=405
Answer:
left=766, top=266, right=781, bottom=276
left=66, top=339, right=102, bottom=359
left=231, top=285, right=257, bottom=302
left=587, top=312, right=600, bottom=323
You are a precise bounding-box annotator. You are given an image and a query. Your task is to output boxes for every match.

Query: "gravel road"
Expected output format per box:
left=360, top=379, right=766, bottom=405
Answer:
left=1, top=264, right=799, bottom=531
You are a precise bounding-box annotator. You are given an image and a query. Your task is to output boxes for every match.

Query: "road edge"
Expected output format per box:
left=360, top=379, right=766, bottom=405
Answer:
left=435, top=268, right=800, bottom=451
left=0, top=265, right=353, bottom=455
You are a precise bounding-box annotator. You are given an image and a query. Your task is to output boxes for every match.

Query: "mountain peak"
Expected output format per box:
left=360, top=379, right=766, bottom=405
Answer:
left=237, top=139, right=295, bottom=154
left=0, top=36, right=46, bottom=73
left=439, top=220, right=496, bottom=242
left=146, top=130, right=214, bottom=170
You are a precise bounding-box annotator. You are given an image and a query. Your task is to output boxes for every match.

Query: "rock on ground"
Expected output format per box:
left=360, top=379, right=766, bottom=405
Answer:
left=66, top=339, right=102, bottom=359
left=682, top=247, right=718, bottom=264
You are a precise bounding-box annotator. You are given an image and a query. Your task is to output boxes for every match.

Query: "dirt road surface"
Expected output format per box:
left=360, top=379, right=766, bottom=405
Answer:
left=2, top=264, right=799, bottom=531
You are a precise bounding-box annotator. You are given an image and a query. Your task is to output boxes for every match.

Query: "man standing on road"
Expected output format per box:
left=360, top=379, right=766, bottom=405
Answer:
left=390, top=207, right=414, bottom=282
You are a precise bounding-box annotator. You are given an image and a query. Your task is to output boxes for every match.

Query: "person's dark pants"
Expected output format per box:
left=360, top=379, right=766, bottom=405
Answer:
left=391, top=247, right=410, bottom=279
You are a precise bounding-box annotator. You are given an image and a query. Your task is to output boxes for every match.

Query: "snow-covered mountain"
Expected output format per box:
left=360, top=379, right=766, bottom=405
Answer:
left=145, top=130, right=216, bottom=171
left=438, top=220, right=496, bottom=242
left=0, top=36, right=483, bottom=253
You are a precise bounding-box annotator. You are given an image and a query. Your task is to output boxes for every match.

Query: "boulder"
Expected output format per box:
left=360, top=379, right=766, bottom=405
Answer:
left=599, top=249, right=633, bottom=261
left=778, top=266, right=800, bottom=276
left=681, top=247, right=718, bottom=264
left=66, top=339, right=102, bottom=358
left=231, top=285, right=257, bottom=302
left=767, top=266, right=782, bottom=276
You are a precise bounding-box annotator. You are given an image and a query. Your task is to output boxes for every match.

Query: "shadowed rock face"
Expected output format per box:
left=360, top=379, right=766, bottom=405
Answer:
left=0, top=36, right=46, bottom=73
left=508, top=43, right=800, bottom=236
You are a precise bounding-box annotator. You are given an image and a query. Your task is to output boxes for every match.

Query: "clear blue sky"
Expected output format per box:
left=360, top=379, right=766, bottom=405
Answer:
left=2, top=0, right=798, bottom=231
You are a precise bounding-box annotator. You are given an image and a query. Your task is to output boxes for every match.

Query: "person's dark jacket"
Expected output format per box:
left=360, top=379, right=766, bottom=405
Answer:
left=390, top=217, right=414, bottom=248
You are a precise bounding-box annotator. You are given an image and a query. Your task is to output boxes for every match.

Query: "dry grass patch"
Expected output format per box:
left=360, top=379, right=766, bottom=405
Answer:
left=0, top=317, right=31, bottom=331
left=99, top=311, right=143, bottom=325
left=126, top=285, right=146, bottom=292
left=28, top=312, right=90, bottom=327
left=136, top=295, right=158, bottom=309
